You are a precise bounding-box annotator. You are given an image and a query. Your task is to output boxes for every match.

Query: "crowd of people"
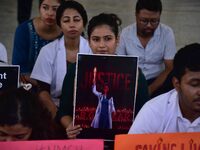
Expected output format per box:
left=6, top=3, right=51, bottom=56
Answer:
left=0, top=0, right=200, bottom=146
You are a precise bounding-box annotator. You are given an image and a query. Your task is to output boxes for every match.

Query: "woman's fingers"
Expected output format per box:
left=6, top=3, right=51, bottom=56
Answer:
left=66, top=125, right=82, bottom=139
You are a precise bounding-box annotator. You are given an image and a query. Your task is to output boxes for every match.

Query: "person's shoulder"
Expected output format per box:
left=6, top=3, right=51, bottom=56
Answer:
left=40, top=36, right=62, bottom=53
left=0, top=42, right=7, bottom=63
left=159, top=23, right=174, bottom=33
left=129, top=90, right=177, bottom=133
left=80, top=36, right=89, bottom=46
left=45, top=37, right=60, bottom=47
left=14, top=20, right=33, bottom=39
left=16, top=19, right=32, bottom=31
left=123, top=24, right=135, bottom=30
left=80, top=36, right=87, bottom=42
left=144, top=89, right=177, bottom=111
left=0, top=42, right=6, bottom=50
left=121, top=24, right=135, bottom=33
left=0, top=43, right=7, bottom=54
left=80, top=36, right=92, bottom=53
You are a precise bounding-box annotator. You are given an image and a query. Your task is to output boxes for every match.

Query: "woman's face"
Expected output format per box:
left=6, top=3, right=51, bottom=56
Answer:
left=60, top=8, right=84, bottom=39
left=39, top=0, right=60, bottom=26
left=0, top=123, right=32, bottom=141
left=89, top=24, right=118, bottom=55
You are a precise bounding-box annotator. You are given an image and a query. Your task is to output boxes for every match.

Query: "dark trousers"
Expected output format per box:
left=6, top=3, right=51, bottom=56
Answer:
left=17, top=0, right=33, bottom=24
left=147, top=71, right=174, bottom=98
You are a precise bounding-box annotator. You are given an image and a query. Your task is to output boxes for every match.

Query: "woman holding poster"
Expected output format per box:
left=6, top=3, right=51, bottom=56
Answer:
left=58, top=13, right=149, bottom=139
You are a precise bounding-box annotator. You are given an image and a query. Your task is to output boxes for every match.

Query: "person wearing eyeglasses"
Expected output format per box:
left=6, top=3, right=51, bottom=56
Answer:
left=117, top=0, right=176, bottom=98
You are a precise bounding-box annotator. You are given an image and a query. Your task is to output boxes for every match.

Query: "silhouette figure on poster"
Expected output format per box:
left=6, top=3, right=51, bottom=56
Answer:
left=91, top=67, right=116, bottom=129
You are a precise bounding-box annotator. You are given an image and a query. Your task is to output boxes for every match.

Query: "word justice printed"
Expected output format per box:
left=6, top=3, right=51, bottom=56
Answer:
left=0, top=72, right=7, bottom=79
left=0, top=72, right=7, bottom=88
left=80, top=71, right=132, bottom=91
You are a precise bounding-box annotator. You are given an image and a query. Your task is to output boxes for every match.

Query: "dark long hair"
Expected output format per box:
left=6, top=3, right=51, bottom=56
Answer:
left=0, top=87, right=65, bottom=140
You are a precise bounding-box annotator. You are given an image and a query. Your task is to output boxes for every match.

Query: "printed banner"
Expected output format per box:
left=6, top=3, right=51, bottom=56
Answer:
left=0, top=139, right=104, bottom=150
left=115, top=132, right=200, bottom=150
left=0, top=65, right=19, bottom=91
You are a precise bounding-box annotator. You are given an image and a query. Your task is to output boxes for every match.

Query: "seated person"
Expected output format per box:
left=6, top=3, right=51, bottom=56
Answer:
left=30, top=1, right=91, bottom=118
left=57, top=13, right=149, bottom=139
left=0, top=87, right=65, bottom=141
left=0, top=43, right=8, bottom=64
left=128, top=43, right=200, bottom=133
left=116, top=0, right=177, bottom=97
left=12, top=0, right=62, bottom=83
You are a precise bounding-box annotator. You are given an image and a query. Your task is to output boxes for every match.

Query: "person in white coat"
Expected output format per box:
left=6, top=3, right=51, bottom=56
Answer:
left=128, top=43, right=200, bottom=134
left=31, top=1, right=91, bottom=118
left=0, top=43, right=8, bottom=64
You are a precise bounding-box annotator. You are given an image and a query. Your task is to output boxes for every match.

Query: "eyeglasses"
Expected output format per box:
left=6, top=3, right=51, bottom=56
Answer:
left=138, top=18, right=160, bottom=26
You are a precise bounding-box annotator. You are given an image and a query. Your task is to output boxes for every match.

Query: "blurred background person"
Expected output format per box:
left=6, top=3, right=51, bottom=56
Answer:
left=116, top=0, right=176, bottom=98
left=17, top=0, right=33, bottom=24
left=0, top=87, right=65, bottom=141
left=12, top=0, right=62, bottom=84
left=0, top=42, right=8, bottom=64
left=31, top=0, right=91, bottom=118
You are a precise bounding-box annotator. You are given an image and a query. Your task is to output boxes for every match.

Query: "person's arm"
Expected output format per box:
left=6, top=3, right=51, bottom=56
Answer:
left=148, top=59, right=173, bottom=96
left=148, top=25, right=176, bottom=96
left=12, top=21, right=36, bottom=84
left=58, top=65, right=75, bottom=126
left=135, top=68, right=149, bottom=116
left=93, top=67, right=97, bottom=84
left=37, top=81, right=57, bottom=118
left=30, top=43, right=57, bottom=117
left=60, top=115, right=73, bottom=129
left=58, top=65, right=82, bottom=139
left=12, top=21, right=31, bottom=73
left=58, top=77, right=74, bottom=128
left=92, top=84, right=102, bottom=96
left=110, top=97, right=116, bottom=113
left=20, top=74, right=38, bottom=86
left=92, top=67, right=102, bottom=96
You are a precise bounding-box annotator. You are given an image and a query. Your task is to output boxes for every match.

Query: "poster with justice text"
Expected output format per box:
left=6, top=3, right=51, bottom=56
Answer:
left=73, top=54, right=138, bottom=139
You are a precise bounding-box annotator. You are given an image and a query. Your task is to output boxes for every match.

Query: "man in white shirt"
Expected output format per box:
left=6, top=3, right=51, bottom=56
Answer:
left=128, top=43, right=200, bottom=133
left=117, top=0, right=176, bottom=97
